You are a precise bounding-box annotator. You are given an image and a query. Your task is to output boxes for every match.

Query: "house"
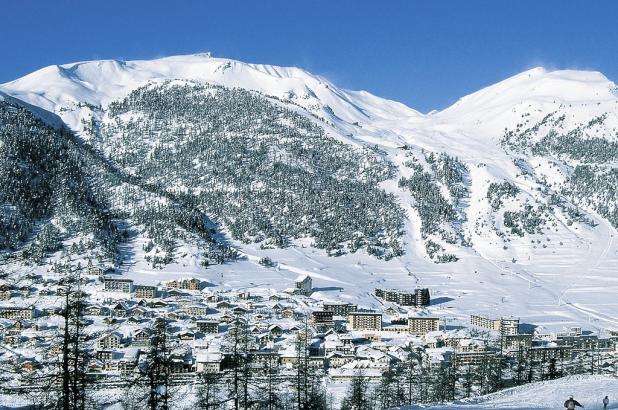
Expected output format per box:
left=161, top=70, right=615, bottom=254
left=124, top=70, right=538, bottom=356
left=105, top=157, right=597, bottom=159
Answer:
left=294, top=275, right=312, bottom=296
left=103, top=277, right=133, bottom=293
left=132, top=307, right=152, bottom=318
left=268, top=324, right=284, bottom=337
left=112, top=303, right=129, bottom=318
left=216, top=301, right=233, bottom=310
left=178, top=331, right=195, bottom=341
left=97, top=333, right=123, bottom=350
left=131, top=329, right=151, bottom=346
left=195, top=352, right=222, bottom=373
left=84, top=305, right=107, bottom=316
left=327, top=351, right=355, bottom=368
left=348, top=312, right=382, bottom=331
left=0, top=285, right=13, bottom=301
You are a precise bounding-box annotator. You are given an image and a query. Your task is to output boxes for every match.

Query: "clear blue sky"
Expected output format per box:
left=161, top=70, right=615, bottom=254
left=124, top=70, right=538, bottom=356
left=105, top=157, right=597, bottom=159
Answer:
left=2, top=1, right=617, bottom=112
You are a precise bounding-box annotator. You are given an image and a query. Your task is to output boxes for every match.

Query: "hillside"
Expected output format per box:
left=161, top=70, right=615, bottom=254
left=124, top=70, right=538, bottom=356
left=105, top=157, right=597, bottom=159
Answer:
left=2, top=54, right=618, bottom=334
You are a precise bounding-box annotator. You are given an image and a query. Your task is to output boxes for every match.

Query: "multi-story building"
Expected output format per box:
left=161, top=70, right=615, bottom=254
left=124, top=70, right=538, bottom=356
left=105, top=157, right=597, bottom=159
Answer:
left=312, top=310, right=334, bottom=324
left=502, top=334, right=532, bottom=353
left=414, top=288, right=431, bottom=307
left=348, top=312, right=382, bottom=331
left=97, top=333, right=122, bottom=350
left=323, top=303, right=357, bottom=317
left=103, top=277, right=133, bottom=293
left=470, top=315, right=519, bottom=335
left=134, top=285, right=157, bottom=299
left=165, top=278, right=201, bottom=290
left=196, top=320, right=219, bottom=334
left=0, top=307, right=34, bottom=320
left=196, top=352, right=223, bottom=374
left=295, top=275, right=312, bottom=296
left=408, top=317, right=440, bottom=336
left=500, top=318, right=520, bottom=335
left=374, top=288, right=430, bottom=307
left=184, top=305, right=209, bottom=316
left=454, top=350, right=499, bottom=366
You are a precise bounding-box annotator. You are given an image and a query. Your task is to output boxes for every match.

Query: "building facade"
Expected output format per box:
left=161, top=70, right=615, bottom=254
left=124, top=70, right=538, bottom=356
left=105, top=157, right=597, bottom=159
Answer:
left=348, top=312, right=382, bottom=331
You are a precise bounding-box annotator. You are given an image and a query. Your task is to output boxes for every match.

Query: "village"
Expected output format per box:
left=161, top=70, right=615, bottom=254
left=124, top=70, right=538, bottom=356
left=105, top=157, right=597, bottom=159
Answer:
left=1, top=261, right=618, bottom=396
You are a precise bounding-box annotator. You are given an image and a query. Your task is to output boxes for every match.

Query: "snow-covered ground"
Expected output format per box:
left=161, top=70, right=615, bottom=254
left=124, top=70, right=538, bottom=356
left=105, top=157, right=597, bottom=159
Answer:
left=400, top=375, right=618, bottom=410
left=2, top=53, right=618, bottom=337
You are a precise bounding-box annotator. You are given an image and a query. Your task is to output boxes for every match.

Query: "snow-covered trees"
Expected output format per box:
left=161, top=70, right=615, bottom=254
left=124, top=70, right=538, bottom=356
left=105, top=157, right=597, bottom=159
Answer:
left=96, top=81, right=405, bottom=262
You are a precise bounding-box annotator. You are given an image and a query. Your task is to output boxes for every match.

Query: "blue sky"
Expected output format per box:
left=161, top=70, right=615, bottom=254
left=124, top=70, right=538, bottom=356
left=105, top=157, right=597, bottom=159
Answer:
left=2, top=1, right=617, bottom=112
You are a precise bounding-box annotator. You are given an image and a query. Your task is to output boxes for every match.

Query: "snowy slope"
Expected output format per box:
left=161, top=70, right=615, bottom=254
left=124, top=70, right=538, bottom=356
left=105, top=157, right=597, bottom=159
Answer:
left=2, top=54, right=618, bottom=336
left=401, top=375, right=618, bottom=410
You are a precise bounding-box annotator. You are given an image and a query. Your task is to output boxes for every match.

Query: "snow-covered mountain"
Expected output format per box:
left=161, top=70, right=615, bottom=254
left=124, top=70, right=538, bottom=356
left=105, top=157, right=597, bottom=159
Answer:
left=2, top=53, right=618, bottom=334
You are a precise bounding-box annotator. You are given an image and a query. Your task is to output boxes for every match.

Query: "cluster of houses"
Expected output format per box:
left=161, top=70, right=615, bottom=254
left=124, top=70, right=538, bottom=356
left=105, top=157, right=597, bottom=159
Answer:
left=1, top=268, right=618, bottom=387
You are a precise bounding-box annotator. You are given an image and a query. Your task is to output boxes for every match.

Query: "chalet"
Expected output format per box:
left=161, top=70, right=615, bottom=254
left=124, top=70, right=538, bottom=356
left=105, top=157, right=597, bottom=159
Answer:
left=131, top=307, right=151, bottom=318
left=268, top=324, right=284, bottom=337
left=112, top=303, right=129, bottom=318
left=149, top=301, right=168, bottom=309
left=131, top=329, right=151, bottom=346
left=84, top=305, right=106, bottom=316
left=327, top=352, right=355, bottom=368
left=233, top=306, right=249, bottom=315
left=178, top=331, right=195, bottom=341
left=216, top=301, right=233, bottom=310
left=0, top=285, right=12, bottom=301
